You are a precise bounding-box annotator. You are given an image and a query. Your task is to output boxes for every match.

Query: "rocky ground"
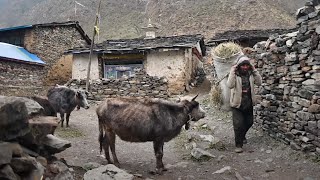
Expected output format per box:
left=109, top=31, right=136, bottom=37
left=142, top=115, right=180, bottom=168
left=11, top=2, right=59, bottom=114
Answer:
left=55, top=87, right=320, bottom=180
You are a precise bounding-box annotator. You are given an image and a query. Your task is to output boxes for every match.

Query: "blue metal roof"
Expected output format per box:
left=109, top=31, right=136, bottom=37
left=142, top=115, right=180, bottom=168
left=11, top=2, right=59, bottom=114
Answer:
left=0, top=42, right=45, bottom=65
left=0, top=25, right=33, bottom=32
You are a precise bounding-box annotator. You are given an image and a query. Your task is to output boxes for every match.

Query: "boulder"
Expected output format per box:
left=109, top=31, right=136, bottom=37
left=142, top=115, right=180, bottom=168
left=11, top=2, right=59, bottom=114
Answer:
left=47, top=160, right=74, bottom=180
left=42, top=135, right=71, bottom=154
left=0, top=100, right=29, bottom=141
left=84, top=164, right=134, bottom=180
left=0, top=96, right=43, bottom=117
left=18, top=116, right=59, bottom=149
left=0, top=143, right=13, bottom=166
left=10, top=156, right=38, bottom=173
left=25, top=161, right=45, bottom=180
left=0, top=165, right=18, bottom=180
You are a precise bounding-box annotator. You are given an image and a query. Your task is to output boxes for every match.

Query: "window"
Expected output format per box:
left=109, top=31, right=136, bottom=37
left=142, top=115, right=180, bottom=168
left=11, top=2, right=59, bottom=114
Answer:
left=104, top=60, right=143, bottom=79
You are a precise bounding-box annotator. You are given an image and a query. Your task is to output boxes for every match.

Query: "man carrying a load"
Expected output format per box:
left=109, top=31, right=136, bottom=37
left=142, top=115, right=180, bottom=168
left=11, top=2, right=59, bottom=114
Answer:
left=227, top=55, right=262, bottom=153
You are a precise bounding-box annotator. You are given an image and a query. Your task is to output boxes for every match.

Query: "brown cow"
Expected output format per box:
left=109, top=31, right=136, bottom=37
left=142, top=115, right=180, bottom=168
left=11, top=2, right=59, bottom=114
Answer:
left=96, top=95, right=205, bottom=174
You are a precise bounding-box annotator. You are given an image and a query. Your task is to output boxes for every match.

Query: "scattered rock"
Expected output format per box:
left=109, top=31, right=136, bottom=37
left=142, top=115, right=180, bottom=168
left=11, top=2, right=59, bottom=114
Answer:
left=82, top=162, right=101, bottom=171
left=42, top=134, right=71, bottom=154
left=191, top=148, right=215, bottom=160
left=212, top=166, right=231, bottom=174
left=83, top=164, right=134, bottom=180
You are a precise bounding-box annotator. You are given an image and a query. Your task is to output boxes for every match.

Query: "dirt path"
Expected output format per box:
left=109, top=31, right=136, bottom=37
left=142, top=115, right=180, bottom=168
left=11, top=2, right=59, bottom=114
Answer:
left=55, top=88, right=320, bottom=180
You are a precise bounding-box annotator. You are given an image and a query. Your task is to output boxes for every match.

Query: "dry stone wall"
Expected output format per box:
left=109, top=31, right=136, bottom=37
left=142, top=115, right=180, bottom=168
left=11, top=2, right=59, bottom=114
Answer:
left=0, top=60, right=48, bottom=96
left=27, top=25, right=88, bottom=85
left=252, top=2, right=320, bottom=153
left=67, top=70, right=170, bottom=100
left=0, top=25, right=89, bottom=96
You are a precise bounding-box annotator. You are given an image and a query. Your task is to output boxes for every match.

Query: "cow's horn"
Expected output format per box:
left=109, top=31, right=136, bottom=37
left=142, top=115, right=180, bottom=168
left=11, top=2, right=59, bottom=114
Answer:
left=191, top=94, right=199, bottom=101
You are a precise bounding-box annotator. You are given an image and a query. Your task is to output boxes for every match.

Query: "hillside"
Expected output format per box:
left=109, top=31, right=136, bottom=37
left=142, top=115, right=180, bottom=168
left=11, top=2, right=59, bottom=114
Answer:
left=0, top=0, right=307, bottom=41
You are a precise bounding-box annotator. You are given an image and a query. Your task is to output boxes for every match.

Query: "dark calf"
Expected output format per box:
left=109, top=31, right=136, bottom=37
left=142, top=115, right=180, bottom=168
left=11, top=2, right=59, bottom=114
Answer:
left=47, top=86, right=89, bottom=127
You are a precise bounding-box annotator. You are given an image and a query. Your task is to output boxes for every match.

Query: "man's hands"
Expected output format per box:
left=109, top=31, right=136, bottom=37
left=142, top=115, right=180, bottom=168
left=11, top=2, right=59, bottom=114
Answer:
left=230, top=65, right=237, bottom=74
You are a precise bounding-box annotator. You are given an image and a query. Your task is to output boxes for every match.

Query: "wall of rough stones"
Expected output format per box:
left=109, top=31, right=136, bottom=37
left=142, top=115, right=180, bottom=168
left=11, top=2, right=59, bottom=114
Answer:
left=67, top=70, right=170, bottom=100
left=252, top=2, right=320, bottom=154
left=0, top=25, right=89, bottom=96
left=0, top=60, right=49, bottom=96
left=25, top=25, right=88, bottom=85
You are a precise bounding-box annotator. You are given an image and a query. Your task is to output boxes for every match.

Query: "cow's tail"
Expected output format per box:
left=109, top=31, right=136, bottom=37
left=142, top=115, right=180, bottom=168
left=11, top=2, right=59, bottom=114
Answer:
left=98, top=117, right=104, bottom=154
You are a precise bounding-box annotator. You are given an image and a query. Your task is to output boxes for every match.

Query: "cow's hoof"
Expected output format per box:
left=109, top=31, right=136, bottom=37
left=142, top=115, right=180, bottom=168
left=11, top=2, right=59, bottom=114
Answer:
left=153, top=167, right=167, bottom=175
left=113, top=162, right=121, bottom=168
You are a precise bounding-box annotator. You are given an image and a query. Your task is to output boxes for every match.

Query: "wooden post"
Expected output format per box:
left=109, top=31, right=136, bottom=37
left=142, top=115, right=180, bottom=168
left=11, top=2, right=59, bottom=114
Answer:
left=86, top=0, right=102, bottom=92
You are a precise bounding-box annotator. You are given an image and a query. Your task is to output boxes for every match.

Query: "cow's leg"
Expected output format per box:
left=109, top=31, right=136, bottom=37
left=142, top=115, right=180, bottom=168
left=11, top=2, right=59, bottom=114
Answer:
left=60, top=113, right=65, bottom=127
left=102, top=134, right=112, bottom=164
left=153, top=140, right=165, bottom=174
left=66, top=112, right=71, bottom=127
left=106, top=129, right=120, bottom=167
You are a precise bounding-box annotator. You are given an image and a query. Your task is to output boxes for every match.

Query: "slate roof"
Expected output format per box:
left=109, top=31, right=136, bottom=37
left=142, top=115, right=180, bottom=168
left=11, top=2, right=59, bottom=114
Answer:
left=0, top=21, right=91, bottom=44
left=207, top=28, right=297, bottom=46
left=0, top=42, right=45, bottom=65
left=67, top=34, right=206, bottom=56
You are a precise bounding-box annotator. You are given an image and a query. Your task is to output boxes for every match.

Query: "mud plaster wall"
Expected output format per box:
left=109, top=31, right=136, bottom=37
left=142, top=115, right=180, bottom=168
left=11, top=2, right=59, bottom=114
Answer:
left=72, top=53, right=99, bottom=80
left=145, top=49, right=188, bottom=94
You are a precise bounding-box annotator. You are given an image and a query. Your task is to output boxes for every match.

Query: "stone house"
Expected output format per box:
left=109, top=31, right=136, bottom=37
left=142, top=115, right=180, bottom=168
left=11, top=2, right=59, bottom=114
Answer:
left=68, top=34, right=206, bottom=94
left=0, top=42, right=46, bottom=96
left=0, top=21, right=91, bottom=91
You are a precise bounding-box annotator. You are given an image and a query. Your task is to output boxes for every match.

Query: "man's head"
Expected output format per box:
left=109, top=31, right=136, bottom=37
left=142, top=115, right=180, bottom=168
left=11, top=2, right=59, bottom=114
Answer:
left=236, top=56, right=253, bottom=75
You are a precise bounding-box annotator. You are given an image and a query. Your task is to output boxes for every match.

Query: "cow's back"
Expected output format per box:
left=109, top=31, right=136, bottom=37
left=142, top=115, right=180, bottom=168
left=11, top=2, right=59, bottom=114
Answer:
left=29, top=96, right=56, bottom=116
left=47, top=87, right=77, bottom=113
left=97, top=98, right=186, bottom=142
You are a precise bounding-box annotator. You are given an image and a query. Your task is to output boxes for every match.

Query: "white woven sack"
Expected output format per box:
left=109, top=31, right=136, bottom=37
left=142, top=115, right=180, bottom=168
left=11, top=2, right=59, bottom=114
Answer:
left=212, top=51, right=243, bottom=111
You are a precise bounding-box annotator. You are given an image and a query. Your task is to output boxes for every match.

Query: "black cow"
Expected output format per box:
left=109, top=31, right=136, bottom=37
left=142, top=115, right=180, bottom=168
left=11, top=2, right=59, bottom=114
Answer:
left=47, top=86, right=89, bottom=127
left=29, top=96, right=56, bottom=116
left=96, top=95, right=205, bottom=174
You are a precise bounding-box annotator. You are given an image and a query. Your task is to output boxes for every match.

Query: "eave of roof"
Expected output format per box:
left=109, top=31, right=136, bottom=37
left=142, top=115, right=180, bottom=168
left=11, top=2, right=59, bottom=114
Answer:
left=67, top=34, right=206, bottom=56
left=0, top=21, right=91, bottom=44
left=207, top=28, right=298, bottom=45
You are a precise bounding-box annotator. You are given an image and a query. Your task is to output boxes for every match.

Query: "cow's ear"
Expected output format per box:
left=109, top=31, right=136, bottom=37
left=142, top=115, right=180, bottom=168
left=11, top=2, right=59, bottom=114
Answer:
left=76, top=91, right=80, bottom=97
left=191, top=94, right=199, bottom=101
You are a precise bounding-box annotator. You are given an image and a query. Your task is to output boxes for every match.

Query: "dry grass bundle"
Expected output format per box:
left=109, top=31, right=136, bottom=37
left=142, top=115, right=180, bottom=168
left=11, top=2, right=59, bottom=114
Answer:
left=210, top=84, right=223, bottom=106
left=212, top=42, right=242, bottom=59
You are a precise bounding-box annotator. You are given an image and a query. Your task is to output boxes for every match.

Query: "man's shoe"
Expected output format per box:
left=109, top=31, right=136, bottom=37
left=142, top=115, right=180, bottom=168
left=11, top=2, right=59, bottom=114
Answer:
left=235, top=147, right=243, bottom=153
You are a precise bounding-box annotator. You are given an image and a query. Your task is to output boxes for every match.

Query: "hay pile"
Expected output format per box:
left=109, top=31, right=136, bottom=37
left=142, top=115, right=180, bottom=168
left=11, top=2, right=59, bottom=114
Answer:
left=212, top=42, right=242, bottom=59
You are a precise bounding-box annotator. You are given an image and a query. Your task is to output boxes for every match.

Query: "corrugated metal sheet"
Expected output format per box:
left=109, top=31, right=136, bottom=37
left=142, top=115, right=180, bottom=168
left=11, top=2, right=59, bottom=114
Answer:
left=0, top=42, right=45, bottom=65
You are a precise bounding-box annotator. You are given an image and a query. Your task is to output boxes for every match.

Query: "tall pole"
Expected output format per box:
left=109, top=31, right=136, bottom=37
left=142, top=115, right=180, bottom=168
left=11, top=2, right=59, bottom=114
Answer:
left=86, top=0, right=102, bottom=91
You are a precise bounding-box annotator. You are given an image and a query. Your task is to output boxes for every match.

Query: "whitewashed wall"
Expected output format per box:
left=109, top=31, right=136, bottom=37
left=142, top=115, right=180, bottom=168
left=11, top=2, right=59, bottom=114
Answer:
left=72, top=53, right=99, bottom=79
left=145, top=49, right=191, bottom=93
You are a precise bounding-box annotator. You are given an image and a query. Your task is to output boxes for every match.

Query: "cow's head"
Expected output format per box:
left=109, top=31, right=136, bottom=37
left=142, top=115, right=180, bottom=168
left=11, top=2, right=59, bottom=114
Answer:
left=184, top=94, right=205, bottom=122
left=76, top=90, right=90, bottom=109
left=189, top=94, right=205, bottom=121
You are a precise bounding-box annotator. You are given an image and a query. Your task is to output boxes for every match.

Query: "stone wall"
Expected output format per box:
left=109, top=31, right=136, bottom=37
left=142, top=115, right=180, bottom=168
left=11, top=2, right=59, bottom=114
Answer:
left=67, top=70, right=170, bottom=100
left=26, top=25, right=88, bottom=85
left=0, top=60, right=49, bottom=96
left=252, top=2, right=320, bottom=153
left=0, top=25, right=89, bottom=96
